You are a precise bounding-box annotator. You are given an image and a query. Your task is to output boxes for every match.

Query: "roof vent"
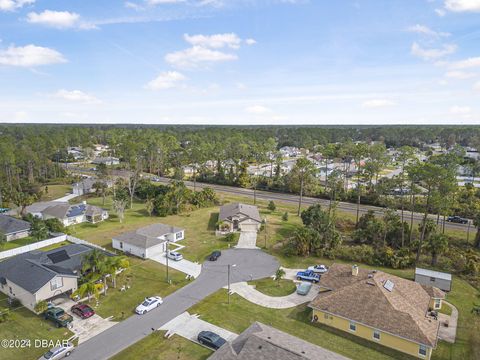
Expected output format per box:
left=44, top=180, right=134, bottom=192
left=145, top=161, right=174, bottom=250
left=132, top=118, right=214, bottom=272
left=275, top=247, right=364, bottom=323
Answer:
left=366, top=280, right=375, bottom=286
left=352, top=265, right=359, bottom=276
left=368, top=274, right=373, bottom=279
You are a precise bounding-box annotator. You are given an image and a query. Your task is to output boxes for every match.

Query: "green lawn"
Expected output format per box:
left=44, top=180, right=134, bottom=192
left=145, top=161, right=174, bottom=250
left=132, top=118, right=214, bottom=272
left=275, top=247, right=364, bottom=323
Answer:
left=439, top=302, right=453, bottom=316
left=1, top=236, right=39, bottom=251
left=248, top=278, right=297, bottom=297
left=0, top=294, right=73, bottom=360
left=91, top=258, right=190, bottom=321
left=112, top=332, right=212, bottom=360
left=40, top=184, right=72, bottom=201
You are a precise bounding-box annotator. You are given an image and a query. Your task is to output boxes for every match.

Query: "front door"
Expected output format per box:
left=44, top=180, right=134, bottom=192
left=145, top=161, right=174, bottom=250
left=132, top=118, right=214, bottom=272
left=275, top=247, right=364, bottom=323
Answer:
left=233, top=220, right=239, bottom=230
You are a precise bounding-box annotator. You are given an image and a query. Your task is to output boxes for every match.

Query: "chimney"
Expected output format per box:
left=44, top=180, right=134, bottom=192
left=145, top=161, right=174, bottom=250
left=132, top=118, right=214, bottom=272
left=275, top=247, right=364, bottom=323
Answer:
left=352, top=265, right=359, bottom=276
left=83, top=201, right=87, bottom=205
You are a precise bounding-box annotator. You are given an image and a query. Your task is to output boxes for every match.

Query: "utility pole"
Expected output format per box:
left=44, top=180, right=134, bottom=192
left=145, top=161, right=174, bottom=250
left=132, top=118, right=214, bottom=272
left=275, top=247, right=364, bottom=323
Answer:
left=467, top=221, right=471, bottom=243
left=166, top=239, right=170, bottom=283
left=264, top=218, right=267, bottom=249
left=227, top=264, right=236, bottom=304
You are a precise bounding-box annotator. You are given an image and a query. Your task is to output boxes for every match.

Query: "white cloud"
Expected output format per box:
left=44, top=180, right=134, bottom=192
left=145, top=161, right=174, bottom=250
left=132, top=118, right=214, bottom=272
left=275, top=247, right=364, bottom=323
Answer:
left=444, top=70, right=476, bottom=79
left=407, top=24, right=450, bottom=37
left=0, top=0, right=33, bottom=12
left=361, top=99, right=396, bottom=108
left=146, top=0, right=185, bottom=4
left=444, top=0, right=480, bottom=12
left=411, top=42, right=456, bottom=60
left=245, top=105, right=272, bottom=114
left=125, top=1, right=144, bottom=10
left=449, top=57, right=480, bottom=69
left=184, top=33, right=242, bottom=49
left=26, top=10, right=95, bottom=29
left=450, top=105, right=471, bottom=114
left=435, top=8, right=447, bottom=16
left=54, top=89, right=101, bottom=104
left=245, top=38, right=257, bottom=45
left=473, top=81, right=480, bottom=91
left=146, top=71, right=186, bottom=90
left=0, top=44, right=66, bottom=67
left=165, top=46, right=237, bottom=68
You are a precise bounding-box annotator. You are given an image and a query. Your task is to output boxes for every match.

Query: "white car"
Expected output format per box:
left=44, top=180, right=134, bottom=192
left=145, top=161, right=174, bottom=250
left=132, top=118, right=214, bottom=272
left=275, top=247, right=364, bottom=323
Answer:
left=39, top=342, right=74, bottom=359
left=135, top=296, right=163, bottom=315
left=307, top=264, right=328, bottom=274
left=167, top=251, right=183, bottom=261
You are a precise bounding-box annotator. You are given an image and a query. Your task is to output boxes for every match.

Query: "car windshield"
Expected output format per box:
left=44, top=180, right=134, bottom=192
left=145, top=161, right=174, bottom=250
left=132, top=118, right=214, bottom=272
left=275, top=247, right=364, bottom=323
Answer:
left=208, top=334, right=220, bottom=342
left=142, top=300, right=151, bottom=306
left=43, top=351, right=54, bottom=359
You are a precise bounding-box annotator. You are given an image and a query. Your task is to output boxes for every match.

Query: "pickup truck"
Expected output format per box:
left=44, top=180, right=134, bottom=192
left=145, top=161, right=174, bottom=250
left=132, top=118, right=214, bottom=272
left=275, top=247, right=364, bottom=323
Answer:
left=447, top=216, right=468, bottom=224
left=43, top=307, right=73, bottom=328
left=296, top=270, right=320, bottom=283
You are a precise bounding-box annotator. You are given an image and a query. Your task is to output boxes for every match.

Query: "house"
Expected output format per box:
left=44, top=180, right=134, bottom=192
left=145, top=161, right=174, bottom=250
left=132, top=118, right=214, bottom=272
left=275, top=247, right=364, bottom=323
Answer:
left=0, top=214, right=31, bottom=241
left=72, top=177, right=112, bottom=196
left=0, top=244, right=97, bottom=312
left=39, top=202, right=108, bottom=226
left=308, top=264, right=445, bottom=360
left=112, top=223, right=185, bottom=259
left=218, top=203, right=262, bottom=232
left=209, top=322, right=348, bottom=360
left=279, top=146, right=302, bottom=158
left=415, top=268, right=452, bottom=292
left=92, top=157, right=119, bottom=166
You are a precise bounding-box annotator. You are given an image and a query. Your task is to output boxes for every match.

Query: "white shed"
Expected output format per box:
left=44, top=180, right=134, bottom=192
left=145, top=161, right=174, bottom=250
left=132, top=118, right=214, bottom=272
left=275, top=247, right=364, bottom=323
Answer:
left=414, top=268, right=452, bottom=292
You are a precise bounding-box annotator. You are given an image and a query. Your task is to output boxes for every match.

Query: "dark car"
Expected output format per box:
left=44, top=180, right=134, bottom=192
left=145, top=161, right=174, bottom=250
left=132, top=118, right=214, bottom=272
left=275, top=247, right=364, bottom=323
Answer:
left=71, top=304, right=95, bottom=319
left=209, top=251, right=221, bottom=261
left=197, top=331, right=227, bottom=350
left=447, top=216, right=468, bottom=224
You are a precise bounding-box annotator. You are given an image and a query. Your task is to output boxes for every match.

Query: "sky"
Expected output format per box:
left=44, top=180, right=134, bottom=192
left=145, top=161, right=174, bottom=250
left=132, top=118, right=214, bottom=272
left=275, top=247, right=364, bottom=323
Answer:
left=0, top=0, right=480, bottom=125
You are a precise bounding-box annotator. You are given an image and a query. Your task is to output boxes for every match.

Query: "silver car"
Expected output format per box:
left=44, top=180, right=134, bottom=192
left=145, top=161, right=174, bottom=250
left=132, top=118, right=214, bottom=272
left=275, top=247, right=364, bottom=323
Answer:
left=296, top=281, right=313, bottom=295
left=39, top=342, right=74, bottom=359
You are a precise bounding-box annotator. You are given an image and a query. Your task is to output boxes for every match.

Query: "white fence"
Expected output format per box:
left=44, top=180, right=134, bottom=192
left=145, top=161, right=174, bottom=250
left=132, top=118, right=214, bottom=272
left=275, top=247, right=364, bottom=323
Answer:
left=0, top=235, right=67, bottom=260
left=0, top=234, right=113, bottom=260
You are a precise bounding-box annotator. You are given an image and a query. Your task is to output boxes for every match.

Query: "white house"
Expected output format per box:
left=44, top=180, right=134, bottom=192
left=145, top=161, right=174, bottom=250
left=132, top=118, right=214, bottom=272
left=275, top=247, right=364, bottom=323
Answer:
left=40, top=202, right=108, bottom=226
left=112, top=223, right=185, bottom=259
left=218, top=203, right=262, bottom=232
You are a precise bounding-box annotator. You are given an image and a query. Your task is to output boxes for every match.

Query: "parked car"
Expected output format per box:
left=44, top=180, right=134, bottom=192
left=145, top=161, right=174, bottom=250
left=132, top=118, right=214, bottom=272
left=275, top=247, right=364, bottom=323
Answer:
left=197, top=330, right=227, bottom=350
left=135, top=296, right=163, bottom=315
left=43, top=307, right=73, bottom=328
left=296, top=281, right=313, bottom=295
left=71, top=303, right=95, bottom=319
left=447, top=216, right=468, bottom=224
left=307, top=264, right=328, bottom=274
left=38, top=342, right=74, bottom=359
left=167, top=251, right=183, bottom=261
left=296, top=270, right=320, bottom=283
left=209, top=250, right=221, bottom=261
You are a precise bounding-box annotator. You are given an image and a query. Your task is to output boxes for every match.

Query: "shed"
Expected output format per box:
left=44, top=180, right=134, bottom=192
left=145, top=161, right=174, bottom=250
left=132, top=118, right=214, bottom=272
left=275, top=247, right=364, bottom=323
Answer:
left=414, top=267, right=452, bottom=292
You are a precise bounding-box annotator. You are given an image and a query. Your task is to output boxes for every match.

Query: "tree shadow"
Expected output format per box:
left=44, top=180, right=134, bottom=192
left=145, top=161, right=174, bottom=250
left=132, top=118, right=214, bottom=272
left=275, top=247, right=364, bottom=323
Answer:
left=208, top=212, right=219, bottom=230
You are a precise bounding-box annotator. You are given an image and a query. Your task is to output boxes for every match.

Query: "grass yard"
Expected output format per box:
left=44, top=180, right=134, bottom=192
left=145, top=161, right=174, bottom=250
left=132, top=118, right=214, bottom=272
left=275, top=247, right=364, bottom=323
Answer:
left=248, top=278, right=297, bottom=297
left=0, top=294, right=74, bottom=360
left=40, top=184, right=72, bottom=201
left=1, top=236, right=40, bottom=251
left=91, top=258, right=190, bottom=321
left=111, top=332, right=212, bottom=360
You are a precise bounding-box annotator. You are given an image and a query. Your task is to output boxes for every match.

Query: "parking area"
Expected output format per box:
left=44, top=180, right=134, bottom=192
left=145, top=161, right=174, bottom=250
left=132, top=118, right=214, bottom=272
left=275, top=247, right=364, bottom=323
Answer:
left=51, top=297, right=117, bottom=344
left=159, top=311, right=238, bottom=347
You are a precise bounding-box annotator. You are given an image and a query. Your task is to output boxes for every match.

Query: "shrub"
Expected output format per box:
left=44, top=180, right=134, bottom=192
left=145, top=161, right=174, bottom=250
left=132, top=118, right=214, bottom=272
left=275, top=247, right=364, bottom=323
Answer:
left=34, top=300, right=48, bottom=314
left=224, top=233, right=236, bottom=242
left=0, top=307, right=11, bottom=323
left=282, top=212, right=289, bottom=221
left=268, top=201, right=276, bottom=212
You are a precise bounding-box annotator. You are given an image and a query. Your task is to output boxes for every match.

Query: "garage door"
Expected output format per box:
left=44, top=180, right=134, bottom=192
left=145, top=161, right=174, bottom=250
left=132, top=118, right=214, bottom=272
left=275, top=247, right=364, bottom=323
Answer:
left=239, top=223, right=258, bottom=232
left=147, top=243, right=166, bottom=258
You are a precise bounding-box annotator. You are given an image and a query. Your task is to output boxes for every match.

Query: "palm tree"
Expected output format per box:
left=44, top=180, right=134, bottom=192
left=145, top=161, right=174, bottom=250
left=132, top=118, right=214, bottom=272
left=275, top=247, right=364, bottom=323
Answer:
left=274, top=268, right=286, bottom=287
left=106, top=256, right=130, bottom=289
left=82, top=249, right=105, bottom=274
left=425, top=233, right=449, bottom=266
left=75, top=281, right=99, bottom=302
left=292, top=157, right=316, bottom=216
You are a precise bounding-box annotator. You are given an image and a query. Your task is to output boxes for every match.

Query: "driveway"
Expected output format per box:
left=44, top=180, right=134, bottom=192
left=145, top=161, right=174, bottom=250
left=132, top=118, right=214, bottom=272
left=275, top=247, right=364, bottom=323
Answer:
left=228, top=281, right=320, bottom=309
left=149, top=253, right=202, bottom=278
left=68, top=249, right=279, bottom=360
left=160, top=311, right=238, bottom=345
left=53, top=193, right=79, bottom=202
left=52, top=297, right=117, bottom=344
left=438, top=301, right=458, bottom=343
left=235, top=231, right=259, bottom=249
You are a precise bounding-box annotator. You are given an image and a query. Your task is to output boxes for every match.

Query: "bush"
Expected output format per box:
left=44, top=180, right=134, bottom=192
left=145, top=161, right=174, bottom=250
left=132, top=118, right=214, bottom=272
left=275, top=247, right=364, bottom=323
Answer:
left=0, top=307, right=11, bottom=323
left=34, top=300, right=48, bottom=314
left=8, top=298, right=21, bottom=308
left=268, top=201, right=276, bottom=212
left=282, top=212, right=289, bottom=221
left=224, top=233, right=236, bottom=242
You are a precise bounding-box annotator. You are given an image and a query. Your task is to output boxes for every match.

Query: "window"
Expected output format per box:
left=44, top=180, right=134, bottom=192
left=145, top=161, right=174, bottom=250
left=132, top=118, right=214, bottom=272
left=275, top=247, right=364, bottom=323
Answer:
left=373, top=330, right=381, bottom=341
left=434, top=299, right=441, bottom=309
left=349, top=322, right=356, bottom=332
left=176, top=232, right=182, bottom=240
left=324, top=313, right=329, bottom=320
left=120, top=241, right=123, bottom=249
left=419, top=345, right=427, bottom=357
left=50, top=277, right=63, bottom=291
left=9, top=286, right=13, bottom=294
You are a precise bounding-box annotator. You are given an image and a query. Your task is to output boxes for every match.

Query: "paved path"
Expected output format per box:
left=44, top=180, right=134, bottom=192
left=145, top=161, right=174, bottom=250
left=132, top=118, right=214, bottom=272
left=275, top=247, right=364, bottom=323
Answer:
left=438, top=301, right=458, bottom=343
left=228, top=281, right=319, bottom=309
left=68, top=249, right=279, bottom=360
left=53, top=193, right=79, bottom=202
left=149, top=252, right=202, bottom=279
left=235, top=231, right=259, bottom=249
left=160, top=311, right=238, bottom=344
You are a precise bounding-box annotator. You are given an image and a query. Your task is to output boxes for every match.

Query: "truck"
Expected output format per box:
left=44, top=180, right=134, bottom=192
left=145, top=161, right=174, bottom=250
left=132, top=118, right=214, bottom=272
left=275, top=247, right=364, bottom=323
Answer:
left=446, top=216, right=468, bottom=224
left=43, top=307, right=73, bottom=328
left=296, top=270, right=320, bottom=283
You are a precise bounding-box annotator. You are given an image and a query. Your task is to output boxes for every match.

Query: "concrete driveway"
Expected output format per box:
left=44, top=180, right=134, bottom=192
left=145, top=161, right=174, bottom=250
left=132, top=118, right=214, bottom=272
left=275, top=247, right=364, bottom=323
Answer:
left=235, top=231, right=259, bottom=249
left=160, top=312, right=238, bottom=345
left=438, top=301, right=458, bottom=343
left=68, top=249, right=279, bottom=360
left=149, top=253, right=202, bottom=278
left=52, top=297, right=117, bottom=344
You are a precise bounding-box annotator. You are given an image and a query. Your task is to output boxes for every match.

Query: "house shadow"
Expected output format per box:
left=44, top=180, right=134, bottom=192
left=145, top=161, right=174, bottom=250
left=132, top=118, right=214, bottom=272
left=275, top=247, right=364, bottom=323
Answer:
left=208, top=212, right=219, bottom=230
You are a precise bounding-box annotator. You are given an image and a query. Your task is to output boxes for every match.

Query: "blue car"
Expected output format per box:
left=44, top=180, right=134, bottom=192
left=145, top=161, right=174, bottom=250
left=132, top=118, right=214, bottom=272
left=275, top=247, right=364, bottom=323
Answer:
left=296, top=270, right=320, bottom=283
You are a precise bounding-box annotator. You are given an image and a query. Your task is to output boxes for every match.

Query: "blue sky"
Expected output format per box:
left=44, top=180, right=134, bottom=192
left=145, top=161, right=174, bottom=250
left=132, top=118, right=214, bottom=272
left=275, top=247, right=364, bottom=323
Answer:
left=0, top=0, right=479, bottom=124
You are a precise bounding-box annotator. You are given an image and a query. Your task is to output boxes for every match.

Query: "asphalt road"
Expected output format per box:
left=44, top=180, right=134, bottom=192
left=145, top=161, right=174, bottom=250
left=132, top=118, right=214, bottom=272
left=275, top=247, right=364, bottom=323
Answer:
left=155, top=177, right=472, bottom=233
left=67, top=249, right=279, bottom=360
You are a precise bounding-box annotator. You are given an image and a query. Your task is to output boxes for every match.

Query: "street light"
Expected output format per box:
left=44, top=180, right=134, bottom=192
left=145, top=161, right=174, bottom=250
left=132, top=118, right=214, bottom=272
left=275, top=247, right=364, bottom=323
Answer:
left=227, top=264, right=237, bottom=304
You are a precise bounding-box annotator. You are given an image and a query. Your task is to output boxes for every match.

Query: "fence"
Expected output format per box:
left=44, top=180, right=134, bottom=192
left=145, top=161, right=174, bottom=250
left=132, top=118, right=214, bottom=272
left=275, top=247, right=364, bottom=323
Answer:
left=66, top=235, right=112, bottom=253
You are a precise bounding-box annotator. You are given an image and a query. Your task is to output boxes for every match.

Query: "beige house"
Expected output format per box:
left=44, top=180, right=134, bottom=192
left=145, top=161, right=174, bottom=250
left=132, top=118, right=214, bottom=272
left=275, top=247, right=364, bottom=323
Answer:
left=0, top=214, right=31, bottom=242
left=218, top=203, right=262, bottom=232
left=0, top=244, right=96, bottom=312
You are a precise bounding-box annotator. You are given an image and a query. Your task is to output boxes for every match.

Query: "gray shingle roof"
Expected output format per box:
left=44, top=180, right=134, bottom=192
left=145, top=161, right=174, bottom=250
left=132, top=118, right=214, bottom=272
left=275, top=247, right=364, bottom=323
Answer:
left=0, top=215, right=31, bottom=235
left=113, top=223, right=184, bottom=249
left=0, top=244, right=95, bottom=294
left=219, top=203, right=262, bottom=223
left=41, top=203, right=105, bottom=219
left=209, top=322, right=349, bottom=360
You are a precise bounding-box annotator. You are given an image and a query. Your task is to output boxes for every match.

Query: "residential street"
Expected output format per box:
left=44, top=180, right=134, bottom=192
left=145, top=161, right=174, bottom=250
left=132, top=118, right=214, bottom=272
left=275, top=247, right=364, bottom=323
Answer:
left=156, top=177, right=472, bottom=233
left=67, top=249, right=279, bottom=360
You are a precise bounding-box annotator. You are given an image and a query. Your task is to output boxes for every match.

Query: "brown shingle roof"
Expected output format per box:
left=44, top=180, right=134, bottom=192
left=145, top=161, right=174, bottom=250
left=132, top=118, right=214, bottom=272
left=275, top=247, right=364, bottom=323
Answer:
left=219, top=203, right=262, bottom=223
left=308, top=264, right=442, bottom=347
